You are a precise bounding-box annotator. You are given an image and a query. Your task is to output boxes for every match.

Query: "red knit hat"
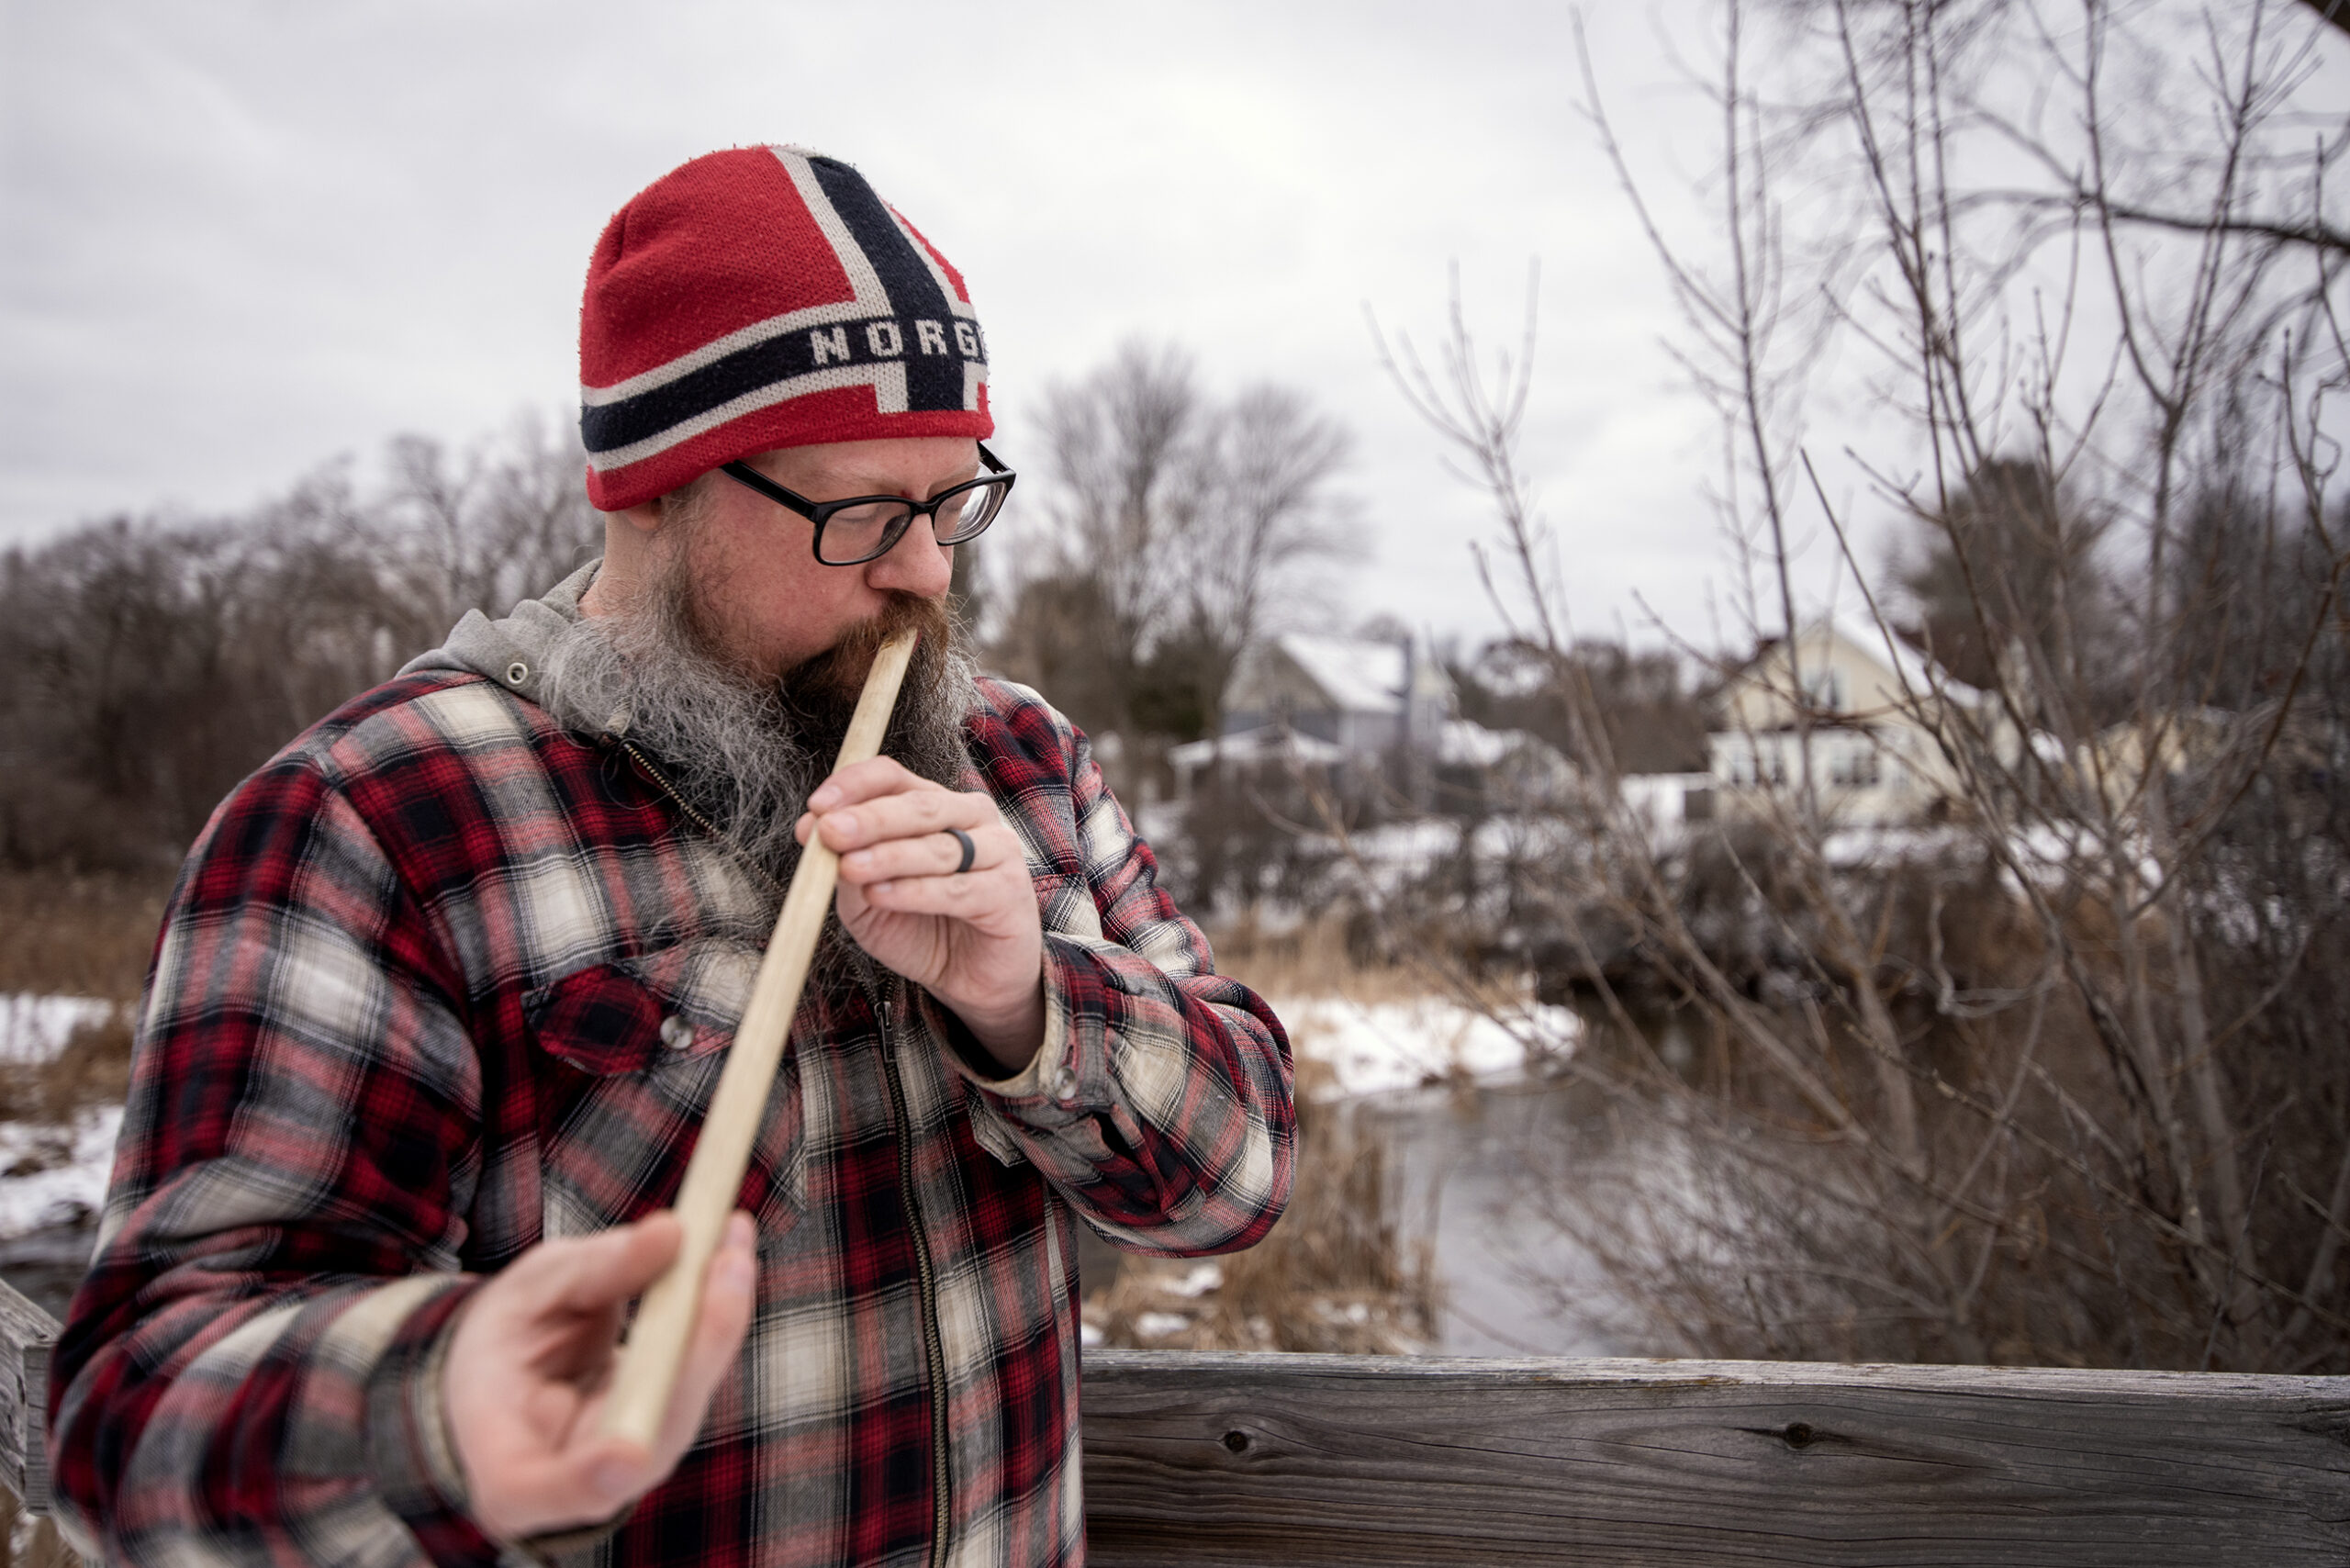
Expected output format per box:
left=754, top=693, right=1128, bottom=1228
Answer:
left=578, top=146, right=993, bottom=512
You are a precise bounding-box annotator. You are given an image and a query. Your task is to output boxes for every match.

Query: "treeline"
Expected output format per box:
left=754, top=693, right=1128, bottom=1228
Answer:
left=0, top=338, right=1360, bottom=879
left=3, top=342, right=1726, bottom=890
left=0, top=345, right=1370, bottom=875
left=0, top=416, right=599, bottom=870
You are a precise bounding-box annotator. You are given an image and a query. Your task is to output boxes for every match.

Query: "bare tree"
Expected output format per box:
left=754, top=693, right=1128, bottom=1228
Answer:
left=386, top=410, right=602, bottom=635
left=996, top=342, right=1355, bottom=745
left=1166, top=385, right=1355, bottom=734
left=1020, top=342, right=1204, bottom=737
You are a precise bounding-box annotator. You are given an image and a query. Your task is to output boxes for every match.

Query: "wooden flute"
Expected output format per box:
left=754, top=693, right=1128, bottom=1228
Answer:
left=599, top=626, right=921, bottom=1450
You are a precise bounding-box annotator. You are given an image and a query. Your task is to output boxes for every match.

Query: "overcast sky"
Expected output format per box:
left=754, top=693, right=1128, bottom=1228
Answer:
left=8, top=2, right=2339, bottom=656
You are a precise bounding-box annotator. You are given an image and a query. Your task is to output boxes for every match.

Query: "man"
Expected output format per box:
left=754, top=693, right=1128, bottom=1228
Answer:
left=50, top=146, right=1294, bottom=1567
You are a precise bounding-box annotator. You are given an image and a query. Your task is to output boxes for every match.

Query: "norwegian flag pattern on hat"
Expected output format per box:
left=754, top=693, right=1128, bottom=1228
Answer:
left=578, top=146, right=993, bottom=512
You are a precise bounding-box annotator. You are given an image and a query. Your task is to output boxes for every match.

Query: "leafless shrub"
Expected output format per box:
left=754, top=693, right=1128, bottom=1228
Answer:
left=1376, top=0, right=2348, bottom=1372
left=1169, top=752, right=1362, bottom=918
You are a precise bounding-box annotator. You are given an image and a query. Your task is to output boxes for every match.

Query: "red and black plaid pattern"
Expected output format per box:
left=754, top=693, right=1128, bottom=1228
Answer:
left=49, top=670, right=1293, bottom=1567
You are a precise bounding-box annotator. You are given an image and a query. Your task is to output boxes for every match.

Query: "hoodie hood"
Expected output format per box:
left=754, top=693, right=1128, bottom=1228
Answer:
left=397, top=560, right=599, bottom=712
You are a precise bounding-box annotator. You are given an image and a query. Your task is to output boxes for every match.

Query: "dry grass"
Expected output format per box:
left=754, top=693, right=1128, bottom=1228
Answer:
left=0, top=869, right=171, bottom=1002
left=0, top=1489, right=77, bottom=1568
left=0, top=869, right=159, bottom=1131
left=1082, top=1054, right=1440, bottom=1355
left=1077, top=911, right=1498, bottom=1355
left=1210, top=912, right=1472, bottom=1008
left=0, top=1014, right=134, bottom=1130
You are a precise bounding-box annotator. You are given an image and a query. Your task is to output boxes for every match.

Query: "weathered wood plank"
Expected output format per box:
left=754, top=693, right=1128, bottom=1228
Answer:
left=1080, top=1350, right=2350, bottom=1567
left=0, top=1278, right=57, bottom=1516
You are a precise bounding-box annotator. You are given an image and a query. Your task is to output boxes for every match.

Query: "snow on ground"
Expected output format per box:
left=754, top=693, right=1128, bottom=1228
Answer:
left=1270, top=992, right=1579, bottom=1099
left=0, top=993, right=118, bottom=1063
left=0, top=1105, right=122, bottom=1235
left=0, top=995, right=127, bottom=1242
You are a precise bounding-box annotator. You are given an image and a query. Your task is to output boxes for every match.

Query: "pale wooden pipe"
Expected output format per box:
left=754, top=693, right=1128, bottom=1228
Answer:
left=599, top=627, right=921, bottom=1450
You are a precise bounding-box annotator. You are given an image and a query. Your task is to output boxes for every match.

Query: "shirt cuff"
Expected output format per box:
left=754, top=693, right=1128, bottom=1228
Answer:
left=364, top=1273, right=507, bottom=1566
left=367, top=1274, right=636, bottom=1566
left=932, top=936, right=1092, bottom=1106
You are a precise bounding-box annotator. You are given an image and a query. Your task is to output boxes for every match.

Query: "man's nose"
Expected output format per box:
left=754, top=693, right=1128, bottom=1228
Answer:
left=865, top=520, right=954, bottom=598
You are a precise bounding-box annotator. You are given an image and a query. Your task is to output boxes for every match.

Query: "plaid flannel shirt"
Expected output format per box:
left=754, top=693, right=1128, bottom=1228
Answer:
left=50, top=653, right=1293, bottom=1568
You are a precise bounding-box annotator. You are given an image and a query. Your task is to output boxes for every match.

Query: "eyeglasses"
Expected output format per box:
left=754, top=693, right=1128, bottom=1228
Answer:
left=719, top=444, right=1016, bottom=566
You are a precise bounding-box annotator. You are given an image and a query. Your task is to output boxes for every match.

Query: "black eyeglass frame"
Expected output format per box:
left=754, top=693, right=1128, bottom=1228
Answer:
left=718, top=443, right=1015, bottom=566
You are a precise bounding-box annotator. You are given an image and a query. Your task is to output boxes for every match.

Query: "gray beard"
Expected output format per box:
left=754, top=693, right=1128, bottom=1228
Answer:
left=538, top=556, right=983, bottom=987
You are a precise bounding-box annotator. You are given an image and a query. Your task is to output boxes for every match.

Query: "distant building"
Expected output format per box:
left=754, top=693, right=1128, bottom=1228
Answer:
left=1708, top=617, right=1986, bottom=825
left=1170, top=633, right=1563, bottom=811
left=1220, top=633, right=1453, bottom=755
left=2079, top=708, right=2239, bottom=818
left=1619, top=771, right=1720, bottom=830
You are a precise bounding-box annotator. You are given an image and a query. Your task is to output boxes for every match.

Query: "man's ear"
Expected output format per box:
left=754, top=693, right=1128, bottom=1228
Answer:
left=616, top=497, right=666, bottom=537
left=583, top=494, right=667, bottom=619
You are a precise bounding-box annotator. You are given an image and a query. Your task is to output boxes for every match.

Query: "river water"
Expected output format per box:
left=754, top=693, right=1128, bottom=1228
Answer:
left=1360, top=1076, right=1628, bottom=1357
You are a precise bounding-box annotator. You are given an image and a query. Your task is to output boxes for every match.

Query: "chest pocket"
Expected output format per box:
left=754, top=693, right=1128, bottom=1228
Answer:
left=525, top=937, right=807, bottom=1237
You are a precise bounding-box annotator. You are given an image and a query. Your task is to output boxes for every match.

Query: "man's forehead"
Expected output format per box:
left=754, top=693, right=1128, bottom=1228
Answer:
left=753, top=437, right=980, bottom=493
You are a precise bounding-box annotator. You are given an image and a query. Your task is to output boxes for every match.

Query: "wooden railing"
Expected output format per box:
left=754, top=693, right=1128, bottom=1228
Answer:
left=1081, top=1349, right=2350, bottom=1564
left=2, top=1281, right=2343, bottom=1563
left=0, top=1280, right=72, bottom=1564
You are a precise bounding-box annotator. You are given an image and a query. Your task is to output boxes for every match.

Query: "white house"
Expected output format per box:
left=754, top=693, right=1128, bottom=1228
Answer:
left=1708, top=617, right=1986, bottom=825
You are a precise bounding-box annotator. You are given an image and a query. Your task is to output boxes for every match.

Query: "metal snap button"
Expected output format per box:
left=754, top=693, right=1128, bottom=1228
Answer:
left=658, top=1014, right=694, bottom=1050
left=1052, top=1066, right=1079, bottom=1101
left=506, top=660, right=530, bottom=685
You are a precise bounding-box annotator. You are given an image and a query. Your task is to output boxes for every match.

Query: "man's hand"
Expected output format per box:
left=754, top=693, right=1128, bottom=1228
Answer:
left=800, top=756, right=1046, bottom=1072
left=444, top=1211, right=755, bottom=1542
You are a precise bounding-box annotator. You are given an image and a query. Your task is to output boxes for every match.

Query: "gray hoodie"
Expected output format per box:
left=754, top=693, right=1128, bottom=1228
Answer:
left=397, top=560, right=599, bottom=714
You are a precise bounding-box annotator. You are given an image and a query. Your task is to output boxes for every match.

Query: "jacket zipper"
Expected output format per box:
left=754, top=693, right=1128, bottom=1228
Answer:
left=615, top=739, right=787, bottom=898
left=877, top=987, right=954, bottom=1568
left=616, top=739, right=723, bottom=839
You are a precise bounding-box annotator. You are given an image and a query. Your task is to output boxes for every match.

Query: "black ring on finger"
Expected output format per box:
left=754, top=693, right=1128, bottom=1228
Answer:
left=945, top=826, right=976, bottom=875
